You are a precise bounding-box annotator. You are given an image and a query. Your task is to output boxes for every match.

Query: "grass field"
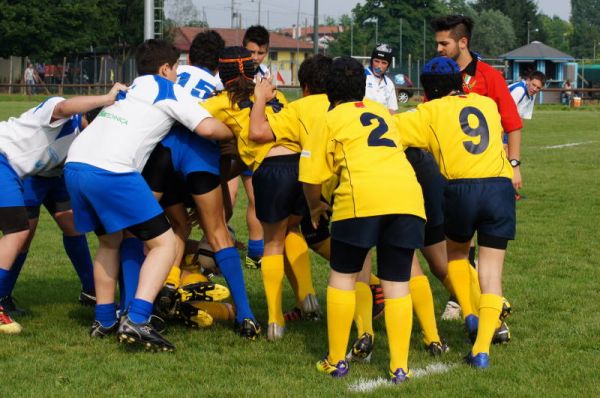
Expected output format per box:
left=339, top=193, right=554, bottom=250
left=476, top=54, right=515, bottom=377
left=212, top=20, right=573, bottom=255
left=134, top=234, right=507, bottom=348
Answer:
left=2, top=101, right=600, bottom=397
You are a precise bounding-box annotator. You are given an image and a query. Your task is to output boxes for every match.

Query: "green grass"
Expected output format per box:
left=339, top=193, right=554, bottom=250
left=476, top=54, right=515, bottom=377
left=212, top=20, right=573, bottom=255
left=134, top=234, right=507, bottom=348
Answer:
left=2, top=102, right=600, bottom=396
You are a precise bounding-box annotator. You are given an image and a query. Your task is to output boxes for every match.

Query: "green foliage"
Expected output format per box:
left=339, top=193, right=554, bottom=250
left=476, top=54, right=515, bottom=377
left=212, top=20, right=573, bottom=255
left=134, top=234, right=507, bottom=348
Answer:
left=470, top=10, right=516, bottom=57
left=539, top=15, right=573, bottom=54
left=570, top=0, right=600, bottom=59
left=473, top=0, right=541, bottom=45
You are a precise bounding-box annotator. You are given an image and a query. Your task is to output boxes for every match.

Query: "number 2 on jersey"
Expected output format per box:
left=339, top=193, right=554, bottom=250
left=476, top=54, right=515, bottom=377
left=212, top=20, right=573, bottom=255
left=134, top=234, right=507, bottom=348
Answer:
left=360, top=112, right=396, bottom=148
left=459, top=106, right=490, bottom=154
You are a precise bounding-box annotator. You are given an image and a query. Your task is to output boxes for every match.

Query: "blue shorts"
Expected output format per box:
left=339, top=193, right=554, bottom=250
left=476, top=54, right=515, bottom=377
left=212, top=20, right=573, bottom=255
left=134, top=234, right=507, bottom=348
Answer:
left=23, top=175, right=70, bottom=207
left=241, top=168, right=253, bottom=177
left=64, top=162, right=163, bottom=235
left=161, top=125, right=220, bottom=177
left=0, top=153, right=25, bottom=208
left=444, top=177, right=516, bottom=242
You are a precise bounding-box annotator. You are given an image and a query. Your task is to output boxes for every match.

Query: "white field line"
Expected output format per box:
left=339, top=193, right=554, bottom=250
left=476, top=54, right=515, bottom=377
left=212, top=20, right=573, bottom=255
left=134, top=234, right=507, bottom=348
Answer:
left=543, top=141, right=594, bottom=149
left=347, top=363, right=457, bottom=393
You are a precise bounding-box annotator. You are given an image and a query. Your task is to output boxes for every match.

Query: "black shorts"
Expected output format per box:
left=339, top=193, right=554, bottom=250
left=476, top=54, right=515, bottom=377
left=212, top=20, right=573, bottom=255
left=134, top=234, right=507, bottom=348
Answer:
left=300, top=210, right=331, bottom=246
left=331, top=214, right=424, bottom=249
left=252, top=154, right=307, bottom=223
left=444, top=177, right=516, bottom=244
left=143, top=143, right=176, bottom=194
left=405, top=148, right=446, bottom=245
left=330, top=238, right=415, bottom=282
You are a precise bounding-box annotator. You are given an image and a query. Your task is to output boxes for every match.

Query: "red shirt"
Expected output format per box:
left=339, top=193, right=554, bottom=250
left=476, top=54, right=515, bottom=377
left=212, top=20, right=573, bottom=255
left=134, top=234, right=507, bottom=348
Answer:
left=462, top=55, right=522, bottom=133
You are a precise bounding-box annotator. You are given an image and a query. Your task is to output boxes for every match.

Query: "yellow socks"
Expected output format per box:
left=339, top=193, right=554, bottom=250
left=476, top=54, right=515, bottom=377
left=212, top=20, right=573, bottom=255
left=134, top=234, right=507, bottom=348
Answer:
left=469, top=265, right=481, bottom=316
left=283, top=256, right=300, bottom=306
left=261, top=254, right=285, bottom=326
left=446, top=259, right=475, bottom=319
left=165, top=264, right=182, bottom=287
left=353, top=282, right=374, bottom=340
left=369, top=273, right=381, bottom=285
left=284, top=231, right=316, bottom=301
left=327, top=286, right=356, bottom=364
left=192, top=302, right=235, bottom=322
left=410, top=275, right=440, bottom=345
left=384, top=294, right=413, bottom=372
left=472, top=294, right=503, bottom=355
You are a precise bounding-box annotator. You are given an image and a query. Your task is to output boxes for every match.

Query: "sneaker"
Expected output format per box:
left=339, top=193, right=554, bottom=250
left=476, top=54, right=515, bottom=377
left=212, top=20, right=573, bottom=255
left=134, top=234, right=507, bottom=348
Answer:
left=441, top=299, right=461, bottom=321
left=79, top=290, right=96, bottom=307
left=176, top=302, right=213, bottom=328
left=464, top=352, right=489, bottom=369
left=267, top=322, right=285, bottom=341
left=346, top=332, right=373, bottom=363
left=300, top=294, right=322, bottom=321
left=178, top=282, right=230, bottom=303
left=155, top=284, right=178, bottom=318
left=244, top=255, right=261, bottom=269
left=370, top=284, right=385, bottom=319
left=284, top=307, right=303, bottom=322
left=500, top=297, right=512, bottom=321
left=316, top=356, right=349, bottom=378
left=0, top=305, right=22, bottom=334
left=389, top=368, right=411, bottom=384
left=235, top=318, right=261, bottom=340
left=426, top=339, right=449, bottom=357
left=465, top=314, right=479, bottom=343
left=90, top=320, right=118, bottom=337
left=0, top=295, right=26, bottom=317
left=117, top=316, right=175, bottom=352
left=149, top=314, right=167, bottom=334
left=492, top=321, right=511, bottom=344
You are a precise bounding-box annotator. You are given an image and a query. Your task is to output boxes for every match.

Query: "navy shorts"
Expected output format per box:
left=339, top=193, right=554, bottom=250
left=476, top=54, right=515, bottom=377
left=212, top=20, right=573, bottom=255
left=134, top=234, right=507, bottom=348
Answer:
left=300, top=209, right=331, bottom=246
left=252, top=154, right=307, bottom=223
left=405, top=148, right=446, bottom=245
left=444, top=177, right=516, bottom=243
left=65, top=162, right=164, bottom=235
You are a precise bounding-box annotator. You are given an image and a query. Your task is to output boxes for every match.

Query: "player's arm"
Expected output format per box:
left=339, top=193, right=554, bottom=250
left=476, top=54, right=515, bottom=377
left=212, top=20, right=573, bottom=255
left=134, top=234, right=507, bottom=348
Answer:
left=506, top=129, right=522, bottom=190
left=193, top=117, right=233, bottom=141
left=393, top=106, right=432, bottom=150
left=51, top=82, right=128, bottom=122
left=249, top=78, right=277, bottom=143
left=303, top=183, right=330, bottom=229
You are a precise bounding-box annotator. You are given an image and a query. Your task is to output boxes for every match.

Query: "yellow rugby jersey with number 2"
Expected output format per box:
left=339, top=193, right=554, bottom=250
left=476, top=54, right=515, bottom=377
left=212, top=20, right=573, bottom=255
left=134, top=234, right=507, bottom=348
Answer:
left=394, top=93, right=513, bottom=180
left=202, top=90, right=289, bottom=171
left=299, top=100, right=425, bottom=222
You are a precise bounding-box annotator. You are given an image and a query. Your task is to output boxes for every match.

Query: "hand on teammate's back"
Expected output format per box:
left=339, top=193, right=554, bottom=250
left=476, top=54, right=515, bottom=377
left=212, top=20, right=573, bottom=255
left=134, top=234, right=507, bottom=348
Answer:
left=254, top=77, right=276, bottom=103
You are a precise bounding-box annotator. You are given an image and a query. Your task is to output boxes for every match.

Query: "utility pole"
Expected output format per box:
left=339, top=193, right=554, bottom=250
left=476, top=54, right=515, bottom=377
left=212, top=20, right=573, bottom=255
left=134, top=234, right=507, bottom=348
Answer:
left=144, top=0, right=153, bottom=40
left=399, top=18, right=403, bottom=70
left=313, top=0, right=319, bottom=54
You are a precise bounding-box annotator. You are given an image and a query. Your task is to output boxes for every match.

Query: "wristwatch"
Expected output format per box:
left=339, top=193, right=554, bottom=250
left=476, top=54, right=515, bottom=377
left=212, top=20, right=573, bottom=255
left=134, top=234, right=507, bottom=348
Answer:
left=509, top=159, right=521, bottom=167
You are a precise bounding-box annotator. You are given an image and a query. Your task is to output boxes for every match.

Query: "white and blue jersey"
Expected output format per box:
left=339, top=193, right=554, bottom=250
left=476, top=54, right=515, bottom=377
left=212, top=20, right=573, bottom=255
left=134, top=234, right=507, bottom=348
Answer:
left=67, top=74, right=211, bottom=173
left=0, top=97, right=82, bottom=178
left=365, top=66, right=398, bottom=112
left=176, top=64, right=221, bottom=101
left=508, top=80, right=535, bottom=120
left=255, top=64, right=271, bottom=83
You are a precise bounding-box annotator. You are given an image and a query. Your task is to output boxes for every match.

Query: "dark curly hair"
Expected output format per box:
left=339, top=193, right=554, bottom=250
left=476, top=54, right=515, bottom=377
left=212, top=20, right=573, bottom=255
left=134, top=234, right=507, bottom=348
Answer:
left=243, top=25, right=270, bottom=47
left=298, top=54, right=332, bottom=95
left=189, top=30, right=225, bottom=71
left=326, top=56, right=365, bottom=106
left=430, top=15, right=474, bottom=45
left=136, top=39, right=179, bottom=76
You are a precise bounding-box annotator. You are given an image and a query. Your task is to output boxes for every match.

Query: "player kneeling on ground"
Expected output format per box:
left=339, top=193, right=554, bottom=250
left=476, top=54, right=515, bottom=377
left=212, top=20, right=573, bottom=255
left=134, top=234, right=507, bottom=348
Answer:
left=394, top=56, right=516, bottom=368
left=300, top=57, right=426, bottom=383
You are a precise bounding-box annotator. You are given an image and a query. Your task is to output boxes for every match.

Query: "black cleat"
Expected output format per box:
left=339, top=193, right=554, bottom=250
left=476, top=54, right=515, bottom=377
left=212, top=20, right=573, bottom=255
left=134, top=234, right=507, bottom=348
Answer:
left=155, top=284, right=178, bottom=319
left=90, top=320, right=118, bottom=338
left=79, top=290, right=96, bottom=307
left=178, top=282, right=230, bottom=303
left=346, top=332, right=374, bottom=363
left=426, top=339, right=450, bottom=357
left=235, top=318, right=261, bottom=340
left=117, top=316, right=175, bottom=352
left=175, top=302, right=213, bottom=328
left=492, top=321, right=511, bottom=345
left=0, top=295, right=26, bottom=317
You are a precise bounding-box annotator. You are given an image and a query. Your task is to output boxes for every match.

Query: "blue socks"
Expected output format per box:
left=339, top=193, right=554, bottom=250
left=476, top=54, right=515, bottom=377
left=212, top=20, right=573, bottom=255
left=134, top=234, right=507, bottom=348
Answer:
left=6, top=252, right=28, bottom=295
left=0, top=268, right=11, bottom=298
left=128, top=298, right=154, bottom=324
left=247, top=239, right=264, bottom=259
left=95, top=303, right=117, bottom=327
left=215, top=247, right=255, bottom=323
left=63, top=234, right=94, bottom=293
left=118, top=238, right=144, bottom=311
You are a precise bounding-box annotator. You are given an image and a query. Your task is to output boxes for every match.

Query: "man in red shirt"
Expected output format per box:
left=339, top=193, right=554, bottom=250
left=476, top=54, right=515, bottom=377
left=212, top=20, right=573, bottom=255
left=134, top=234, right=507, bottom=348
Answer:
left=430, top=15, right=518, bottom=345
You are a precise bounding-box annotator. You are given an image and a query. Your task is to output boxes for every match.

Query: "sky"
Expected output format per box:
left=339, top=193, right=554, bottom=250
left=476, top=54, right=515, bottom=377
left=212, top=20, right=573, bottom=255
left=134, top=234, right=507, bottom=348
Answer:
left=187, top=0, right=571, bottom=30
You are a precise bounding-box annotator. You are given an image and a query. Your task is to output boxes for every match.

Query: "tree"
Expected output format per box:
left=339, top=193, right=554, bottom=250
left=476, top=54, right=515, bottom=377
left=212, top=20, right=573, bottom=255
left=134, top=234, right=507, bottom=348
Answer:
left=470, top=10, right=516, bottom=57
left=570, top=0, right=600, bottom=58
left=539, top=15, right=573, bottom=54
left=164, top=0, right=204, bottom=27
left=473, top=0, right=541, bottom=45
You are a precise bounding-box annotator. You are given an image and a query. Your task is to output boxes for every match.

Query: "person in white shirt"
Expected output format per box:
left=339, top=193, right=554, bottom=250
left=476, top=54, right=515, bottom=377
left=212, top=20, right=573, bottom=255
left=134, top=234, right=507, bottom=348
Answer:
left=365, top=43, right=398, bottom=114
left=508, top=71, right=545, bottom=120
left=64, top=39, right=232, bottom=351
left=0, top=84, right=125, bottom=334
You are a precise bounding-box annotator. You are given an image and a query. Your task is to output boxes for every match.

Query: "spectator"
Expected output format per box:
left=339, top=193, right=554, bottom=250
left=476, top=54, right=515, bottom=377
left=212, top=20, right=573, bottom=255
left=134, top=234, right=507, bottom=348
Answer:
left=23, top=63, right=37, bottom=95
left=562, top=79, right=572, bottom=105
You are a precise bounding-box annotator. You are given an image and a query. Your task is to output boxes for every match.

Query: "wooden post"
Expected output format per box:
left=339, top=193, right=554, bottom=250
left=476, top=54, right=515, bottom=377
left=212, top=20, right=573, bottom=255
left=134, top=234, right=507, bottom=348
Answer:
left=60, top=56, right=67, bottom=95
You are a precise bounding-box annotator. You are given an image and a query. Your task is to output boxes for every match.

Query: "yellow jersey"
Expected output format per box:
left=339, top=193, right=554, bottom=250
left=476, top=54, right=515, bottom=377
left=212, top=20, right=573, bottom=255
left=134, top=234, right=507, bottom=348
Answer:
left=299, top=100, right=425, bottom=222
left=202, top=90, right=289, bottom=171
left=394, top=93, right=512, bottom=180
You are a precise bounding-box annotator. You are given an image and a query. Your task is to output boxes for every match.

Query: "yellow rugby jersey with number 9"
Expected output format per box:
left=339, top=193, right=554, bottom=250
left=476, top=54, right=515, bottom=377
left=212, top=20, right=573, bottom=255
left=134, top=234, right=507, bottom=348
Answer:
left=299, top=100, right=425, bottom=222
left=394, top=93, right=513, bottom=180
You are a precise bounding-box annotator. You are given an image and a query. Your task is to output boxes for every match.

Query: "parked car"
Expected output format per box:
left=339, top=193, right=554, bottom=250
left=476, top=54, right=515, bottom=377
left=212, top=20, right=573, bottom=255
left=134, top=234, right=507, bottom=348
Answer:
left=393, top=73, right=414, bottom=103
